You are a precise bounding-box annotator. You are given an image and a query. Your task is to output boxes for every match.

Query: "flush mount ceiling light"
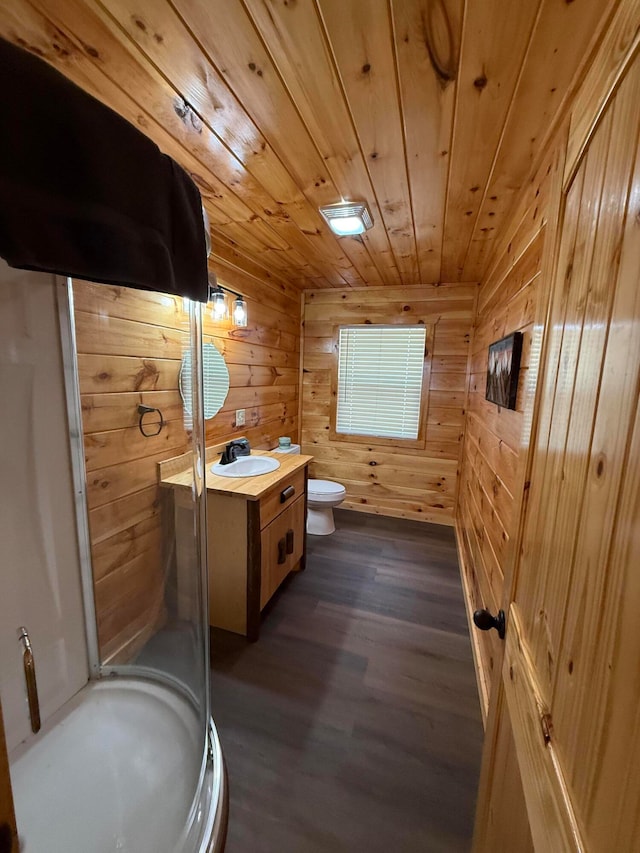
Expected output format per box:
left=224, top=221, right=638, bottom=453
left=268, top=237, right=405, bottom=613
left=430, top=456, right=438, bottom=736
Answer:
left=319, top=201, right=374, bottom=236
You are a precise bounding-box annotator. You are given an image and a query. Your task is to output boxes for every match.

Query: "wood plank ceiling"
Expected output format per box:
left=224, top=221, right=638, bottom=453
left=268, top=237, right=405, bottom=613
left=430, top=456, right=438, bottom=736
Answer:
left=0, top=0, right=616, bottom=290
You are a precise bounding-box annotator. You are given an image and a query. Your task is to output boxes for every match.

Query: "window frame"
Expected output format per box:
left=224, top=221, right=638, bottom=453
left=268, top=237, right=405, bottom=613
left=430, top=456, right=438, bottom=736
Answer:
left=329, top=322, right=434, bottom=449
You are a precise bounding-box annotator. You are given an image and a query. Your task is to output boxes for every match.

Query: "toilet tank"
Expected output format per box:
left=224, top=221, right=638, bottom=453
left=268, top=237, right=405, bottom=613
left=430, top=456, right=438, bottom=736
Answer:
left=272, top=443, right=301, bottom=455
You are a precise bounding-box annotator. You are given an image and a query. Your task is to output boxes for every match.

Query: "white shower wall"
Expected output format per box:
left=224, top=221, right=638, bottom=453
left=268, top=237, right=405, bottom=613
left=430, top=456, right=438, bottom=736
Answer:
left=0, top=259, right=88, bottom=752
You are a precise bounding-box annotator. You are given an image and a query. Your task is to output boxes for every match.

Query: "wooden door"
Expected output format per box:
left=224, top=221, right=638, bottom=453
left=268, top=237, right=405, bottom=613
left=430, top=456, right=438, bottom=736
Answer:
left=474, top=50, right=640, bottom=851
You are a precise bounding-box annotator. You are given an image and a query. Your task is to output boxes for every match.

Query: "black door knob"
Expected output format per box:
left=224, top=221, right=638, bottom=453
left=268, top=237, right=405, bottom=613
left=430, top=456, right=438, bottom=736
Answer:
left=473, top=608, right=506, bottom=640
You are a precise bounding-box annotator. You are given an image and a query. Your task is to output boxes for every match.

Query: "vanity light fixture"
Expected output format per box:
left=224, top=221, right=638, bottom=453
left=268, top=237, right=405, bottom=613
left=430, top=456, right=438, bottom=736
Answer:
left=208, top=281, right=248, bottom=327
left=319, top=201, right=374, bottom=236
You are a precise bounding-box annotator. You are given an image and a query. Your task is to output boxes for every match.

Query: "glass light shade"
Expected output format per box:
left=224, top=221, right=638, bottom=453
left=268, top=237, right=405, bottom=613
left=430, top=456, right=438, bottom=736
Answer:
left=328, top=215, right=366, bottom=236
left=233, top=296, right=248, bottom=327
left=211, top=288, right=227, bottom=321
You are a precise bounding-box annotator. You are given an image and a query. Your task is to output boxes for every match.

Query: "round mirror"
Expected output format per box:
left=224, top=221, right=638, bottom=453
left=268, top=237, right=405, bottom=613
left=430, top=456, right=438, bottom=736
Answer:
left=179, top=342, right=230, bottom=420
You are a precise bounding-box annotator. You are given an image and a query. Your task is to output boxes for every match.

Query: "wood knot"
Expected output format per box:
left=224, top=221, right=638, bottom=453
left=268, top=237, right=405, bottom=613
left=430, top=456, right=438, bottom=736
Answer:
left=362, top=63, right=371, bottom=74
left=174, top=97, right=189, bottom=120
left=473, top=75, right=487, bottom=90
left=595, top=456, right=605, bottom=478
left=421, top=0, right=457, bottom=84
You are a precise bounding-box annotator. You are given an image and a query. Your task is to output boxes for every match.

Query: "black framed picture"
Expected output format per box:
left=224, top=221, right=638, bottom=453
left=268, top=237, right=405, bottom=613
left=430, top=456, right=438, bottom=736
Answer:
left=485, top=332, right=523, bottom=410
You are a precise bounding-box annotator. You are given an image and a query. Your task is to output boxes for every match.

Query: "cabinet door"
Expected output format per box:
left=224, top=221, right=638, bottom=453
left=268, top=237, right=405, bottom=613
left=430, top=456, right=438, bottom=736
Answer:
left=260, top=496, right=305, bottom=609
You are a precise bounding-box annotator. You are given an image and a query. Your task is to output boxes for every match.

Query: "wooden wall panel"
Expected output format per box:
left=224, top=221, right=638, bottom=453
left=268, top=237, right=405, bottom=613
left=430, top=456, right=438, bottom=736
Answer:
left=73, top=265, right=301, bottom=662
left=456, top=143, right=563, bottom=712
left=300, top=284, right=475, bottom=525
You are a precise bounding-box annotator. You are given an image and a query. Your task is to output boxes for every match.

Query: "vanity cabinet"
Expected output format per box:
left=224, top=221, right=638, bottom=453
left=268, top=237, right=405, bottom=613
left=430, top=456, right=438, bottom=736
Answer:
left=160, top=450, right=312, bottom=640
left=205, top=455, right=310, bottom=640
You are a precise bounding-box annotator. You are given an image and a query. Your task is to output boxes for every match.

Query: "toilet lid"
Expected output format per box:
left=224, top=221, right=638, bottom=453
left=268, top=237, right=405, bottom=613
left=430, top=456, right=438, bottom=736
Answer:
left=308, top=478, right=345, bottom=496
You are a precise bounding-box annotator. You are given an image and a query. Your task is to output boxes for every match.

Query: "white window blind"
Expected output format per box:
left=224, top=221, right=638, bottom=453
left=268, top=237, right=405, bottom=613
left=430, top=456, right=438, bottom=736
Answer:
left=335, top=325, right=427, bottom=440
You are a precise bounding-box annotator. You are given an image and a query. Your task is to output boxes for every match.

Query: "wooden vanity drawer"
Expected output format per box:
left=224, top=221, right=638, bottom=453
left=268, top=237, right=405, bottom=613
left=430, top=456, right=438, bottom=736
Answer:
left=259, top=467, right=306, bottom=529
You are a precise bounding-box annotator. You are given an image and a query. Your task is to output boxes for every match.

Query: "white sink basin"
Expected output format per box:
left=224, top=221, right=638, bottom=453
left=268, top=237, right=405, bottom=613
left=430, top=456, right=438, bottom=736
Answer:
left=211, top=456, right=281, bottom=478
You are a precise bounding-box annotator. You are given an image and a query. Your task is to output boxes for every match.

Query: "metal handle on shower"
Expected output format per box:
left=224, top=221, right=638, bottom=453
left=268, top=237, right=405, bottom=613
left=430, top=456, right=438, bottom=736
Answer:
left=18, top=627, right=41, bottom=734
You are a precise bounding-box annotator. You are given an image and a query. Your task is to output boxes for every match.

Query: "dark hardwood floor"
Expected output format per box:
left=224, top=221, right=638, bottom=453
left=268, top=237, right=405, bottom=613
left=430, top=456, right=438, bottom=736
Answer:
left=210, top=510, right=483, bottom=853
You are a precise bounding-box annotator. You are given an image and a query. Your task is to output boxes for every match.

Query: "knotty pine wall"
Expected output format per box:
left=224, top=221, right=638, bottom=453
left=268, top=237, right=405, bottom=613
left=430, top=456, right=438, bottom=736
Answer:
left=456, top=142, right=563, bottom=715
left=300, top=284, right=476, bottom=525
left=73, top=260, right=301, bottom=662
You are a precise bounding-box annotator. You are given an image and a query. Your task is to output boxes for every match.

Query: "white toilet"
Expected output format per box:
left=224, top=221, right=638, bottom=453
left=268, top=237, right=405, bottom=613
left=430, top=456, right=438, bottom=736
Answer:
left=273, top=444, right=346, bottom=535
left=306, top=479, right=347, bottom=535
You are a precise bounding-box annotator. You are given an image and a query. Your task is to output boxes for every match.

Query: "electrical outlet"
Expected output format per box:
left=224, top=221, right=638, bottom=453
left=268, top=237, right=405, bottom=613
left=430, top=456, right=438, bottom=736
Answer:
left=236, top=409, right=246, bottom=426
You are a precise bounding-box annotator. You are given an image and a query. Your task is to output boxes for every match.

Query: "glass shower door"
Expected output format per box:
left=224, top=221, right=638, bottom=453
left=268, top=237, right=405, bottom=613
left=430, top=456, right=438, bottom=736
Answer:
left=63, top=278, right=218, bottom=851
left=1, top=265, right=224, bottom=853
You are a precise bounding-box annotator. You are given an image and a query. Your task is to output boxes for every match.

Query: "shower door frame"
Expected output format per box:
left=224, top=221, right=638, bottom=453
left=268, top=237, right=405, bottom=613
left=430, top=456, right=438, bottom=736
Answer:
left=56, top=278, right=101, bottom=677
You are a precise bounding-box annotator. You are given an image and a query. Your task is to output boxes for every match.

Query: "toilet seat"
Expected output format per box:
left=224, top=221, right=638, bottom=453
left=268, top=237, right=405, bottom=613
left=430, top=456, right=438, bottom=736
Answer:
left=308, top=479, right=346, bottom=500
